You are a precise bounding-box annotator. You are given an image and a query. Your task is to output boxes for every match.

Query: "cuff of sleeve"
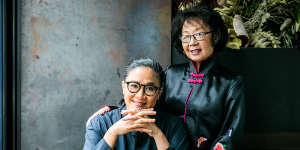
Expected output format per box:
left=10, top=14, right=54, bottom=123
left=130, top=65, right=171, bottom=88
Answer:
left=95, top=139, right=113, bottom=150
left=166, top=146, right=175, bottom=150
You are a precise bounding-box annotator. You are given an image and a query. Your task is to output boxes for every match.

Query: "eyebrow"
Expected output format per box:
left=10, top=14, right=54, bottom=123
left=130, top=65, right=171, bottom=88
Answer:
left=182, top=27, right=205, bottom=34
left=126, top=81, right=157, bottom=86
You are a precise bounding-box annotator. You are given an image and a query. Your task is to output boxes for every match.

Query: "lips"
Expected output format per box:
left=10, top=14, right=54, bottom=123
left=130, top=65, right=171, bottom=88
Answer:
left=190, top=49, right=201, bottom=55
left=133, top=100, right=146, bottom=108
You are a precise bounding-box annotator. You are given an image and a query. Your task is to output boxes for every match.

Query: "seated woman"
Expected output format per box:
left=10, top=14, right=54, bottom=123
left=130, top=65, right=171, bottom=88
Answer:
left=83, top=58, right=189, bottom=150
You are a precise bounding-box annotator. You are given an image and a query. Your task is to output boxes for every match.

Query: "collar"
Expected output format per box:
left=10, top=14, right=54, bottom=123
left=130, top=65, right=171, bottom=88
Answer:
left=187, top=56, right=217, bottom=75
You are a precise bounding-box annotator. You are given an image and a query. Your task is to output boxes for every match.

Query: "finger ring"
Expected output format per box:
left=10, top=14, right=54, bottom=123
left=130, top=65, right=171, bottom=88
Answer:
left=138, top=108, right=142, bottom=112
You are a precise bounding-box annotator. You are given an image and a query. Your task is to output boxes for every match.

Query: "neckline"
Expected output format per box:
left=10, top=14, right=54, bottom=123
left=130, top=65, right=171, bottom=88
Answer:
left=187, top=56, right=217, bottom=75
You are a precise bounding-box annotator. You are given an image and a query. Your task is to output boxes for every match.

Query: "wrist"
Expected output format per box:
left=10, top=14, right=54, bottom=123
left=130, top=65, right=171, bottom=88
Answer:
left=103, top=126, right=119, bottom=149
left=153, top=129, right=170, bottom=150
left=107, top=125, right=120, bottom=137
left=152, top=128, right=163, bottom=139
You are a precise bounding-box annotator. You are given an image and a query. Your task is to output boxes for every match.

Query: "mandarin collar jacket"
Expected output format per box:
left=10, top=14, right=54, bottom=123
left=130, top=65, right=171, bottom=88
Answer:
left=161, top=56, right=245, bottom=150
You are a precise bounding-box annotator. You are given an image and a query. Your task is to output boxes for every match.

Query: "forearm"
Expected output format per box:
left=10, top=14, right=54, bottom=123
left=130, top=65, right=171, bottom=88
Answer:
left=153, top=129, right=170, bottom=150
left=103, top=127, right=119, bottom=149
left=84, top=126, right=115, bottom=150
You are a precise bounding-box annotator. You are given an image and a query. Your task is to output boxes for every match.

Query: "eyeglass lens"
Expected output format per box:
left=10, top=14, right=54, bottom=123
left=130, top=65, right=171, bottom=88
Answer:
left=181, top=32, right=212, bottom=43
left=126, top=82, right=158, bottom=96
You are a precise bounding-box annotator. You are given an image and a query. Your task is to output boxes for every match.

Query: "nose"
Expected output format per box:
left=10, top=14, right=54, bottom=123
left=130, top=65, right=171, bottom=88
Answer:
left=189, top=36, right=198, bottom=46
left=135, top=86, right=146, bottom=98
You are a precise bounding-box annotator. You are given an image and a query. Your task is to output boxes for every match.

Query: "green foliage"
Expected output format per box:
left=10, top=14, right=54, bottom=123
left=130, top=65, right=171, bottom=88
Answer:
left=175, top=0, right=300, bottom=48
left=296, top=6, right=300, bottom=32
left=215, top=0, right=300, bottom=48
left=226, top=29, right=242, bottom=49
left=244, top=2, right=259, bottom=18
left=250, top=31, right=281, bottom=48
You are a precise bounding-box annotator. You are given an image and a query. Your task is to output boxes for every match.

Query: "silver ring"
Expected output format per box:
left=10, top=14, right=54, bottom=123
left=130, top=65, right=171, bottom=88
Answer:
left=138, top=108, right=142, bottom=112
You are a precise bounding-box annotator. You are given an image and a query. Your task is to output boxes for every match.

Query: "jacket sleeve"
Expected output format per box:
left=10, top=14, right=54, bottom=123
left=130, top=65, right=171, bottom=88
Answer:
left=211, top=76, right=246, bottom=150
left=158, top=67, right=170, bottom=109
left=83, top=116, right=112, bottom=150
left=168, top=118, right=190, bottom=150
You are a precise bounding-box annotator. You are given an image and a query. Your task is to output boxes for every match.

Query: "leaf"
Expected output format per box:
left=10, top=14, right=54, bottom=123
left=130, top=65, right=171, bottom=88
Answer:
left=259, top=12, right=271, bottom=29
left=295, top=22, right=300, bottom=33
left=227, top=39, right=242, bottom=49
left=250, top=31, right=281, bottom=48
left=280, top=18, right=292, bottom=31
left=296, top=6, right=300, bottom=32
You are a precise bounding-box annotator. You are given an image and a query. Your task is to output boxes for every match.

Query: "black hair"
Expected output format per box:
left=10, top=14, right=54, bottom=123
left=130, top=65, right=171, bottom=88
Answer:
left=171, top=5, right=228, bottom=56
left=124, top=58, right=165, bottom=87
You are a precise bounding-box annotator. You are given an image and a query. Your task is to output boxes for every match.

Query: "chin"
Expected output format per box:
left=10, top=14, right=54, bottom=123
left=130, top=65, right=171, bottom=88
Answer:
left=131, top=104, right=148, bottom=109
left=190, top=57, right=204, bottom=63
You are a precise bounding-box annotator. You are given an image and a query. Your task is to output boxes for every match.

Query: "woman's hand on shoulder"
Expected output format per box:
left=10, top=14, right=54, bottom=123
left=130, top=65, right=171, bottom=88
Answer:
left=86, top=106, right=111, bottom=127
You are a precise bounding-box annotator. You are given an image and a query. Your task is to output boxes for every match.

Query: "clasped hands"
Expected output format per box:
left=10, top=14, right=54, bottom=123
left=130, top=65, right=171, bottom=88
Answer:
left=108, top=108, right=160, bottom=137
left=102, top=108, right=170, bottom=149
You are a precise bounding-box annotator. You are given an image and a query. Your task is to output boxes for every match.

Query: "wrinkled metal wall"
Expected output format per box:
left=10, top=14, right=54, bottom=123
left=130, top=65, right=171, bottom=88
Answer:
left=21, top=0, right=171, bottom=149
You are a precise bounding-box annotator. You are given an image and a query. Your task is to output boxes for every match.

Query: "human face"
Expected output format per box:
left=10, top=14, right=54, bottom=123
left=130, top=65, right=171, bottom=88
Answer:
left=181, top=19, right=215, bottom=65
left=122, top=67, right=162, bottom=110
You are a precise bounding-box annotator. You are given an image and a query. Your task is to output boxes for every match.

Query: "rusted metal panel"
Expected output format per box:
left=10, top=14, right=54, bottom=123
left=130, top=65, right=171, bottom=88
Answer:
left=21, top=0, right=171, bottom=149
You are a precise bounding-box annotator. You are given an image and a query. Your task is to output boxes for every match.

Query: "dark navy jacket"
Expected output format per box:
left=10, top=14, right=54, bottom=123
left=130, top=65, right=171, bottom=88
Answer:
left=162, top=56, right=245, bottom=150
left=83, top=105, right=189, bottom=150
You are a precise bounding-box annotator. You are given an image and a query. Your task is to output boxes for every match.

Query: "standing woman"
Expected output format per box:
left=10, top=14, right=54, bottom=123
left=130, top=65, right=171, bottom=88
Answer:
left=163, top=5, right=245, bottom=150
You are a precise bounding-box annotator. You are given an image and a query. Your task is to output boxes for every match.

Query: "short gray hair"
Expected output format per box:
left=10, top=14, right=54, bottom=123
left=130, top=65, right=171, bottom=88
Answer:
left=124, top=58, right=164, bottom=87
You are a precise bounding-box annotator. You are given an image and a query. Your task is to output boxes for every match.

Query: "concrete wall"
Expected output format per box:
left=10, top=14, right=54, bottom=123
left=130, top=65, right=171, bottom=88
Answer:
left=21, top=0, right=171, bottom=149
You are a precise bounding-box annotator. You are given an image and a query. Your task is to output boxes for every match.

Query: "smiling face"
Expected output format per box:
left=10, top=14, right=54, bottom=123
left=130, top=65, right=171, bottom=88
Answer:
left=181, top=18, right=215, bottom=65
left=122, top=66, right=162, bottom=110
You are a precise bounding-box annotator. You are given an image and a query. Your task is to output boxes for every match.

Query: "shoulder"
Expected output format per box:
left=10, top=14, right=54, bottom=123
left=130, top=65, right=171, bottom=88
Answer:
left=211, top=64, right=244, bottom=85
left=165, top=63, right=188, bottom=77
left=212, top=64, right=245, bottom=98
left=165, top=63, right=188, bottom=73
left=88, top=108, right=121, bottom=129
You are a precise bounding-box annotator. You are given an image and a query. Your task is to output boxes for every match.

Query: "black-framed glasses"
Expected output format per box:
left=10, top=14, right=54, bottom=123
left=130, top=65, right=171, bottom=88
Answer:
left=180, top=31, right=214, bottom=43
left=125, top=81, right=160, bottom=96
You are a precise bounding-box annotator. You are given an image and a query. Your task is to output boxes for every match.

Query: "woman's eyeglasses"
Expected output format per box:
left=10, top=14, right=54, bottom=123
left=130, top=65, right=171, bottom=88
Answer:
left=180, top=31, right=214, bottom=43
left=125, top=81, right=160, bottom=96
